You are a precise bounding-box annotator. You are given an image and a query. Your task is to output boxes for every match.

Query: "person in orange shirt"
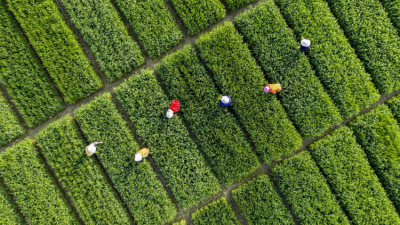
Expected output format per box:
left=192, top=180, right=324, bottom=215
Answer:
left=135, top=147, right=150, bottom=162
left=264, top=84, right=281, bottom=94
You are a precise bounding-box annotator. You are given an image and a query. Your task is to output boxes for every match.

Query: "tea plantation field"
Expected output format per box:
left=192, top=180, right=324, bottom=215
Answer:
left=1, top=0, right=400, bottom=224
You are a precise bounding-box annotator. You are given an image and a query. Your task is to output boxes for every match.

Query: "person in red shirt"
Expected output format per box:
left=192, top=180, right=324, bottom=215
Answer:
left=166, top=100, right=180, bottom=118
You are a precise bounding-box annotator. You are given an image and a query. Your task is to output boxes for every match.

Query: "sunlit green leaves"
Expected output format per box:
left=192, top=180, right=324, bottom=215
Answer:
left=0, top=181, right=23, bottom=224
left=0, top=92, right=24, bottom=147
left=192, top=197, right=239, bottom=225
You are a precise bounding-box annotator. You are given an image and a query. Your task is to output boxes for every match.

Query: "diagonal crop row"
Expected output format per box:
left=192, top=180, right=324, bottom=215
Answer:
left=192, top=197, right=240, bottom=225
left=0, top=91, right=24, bottom=147
left=235, top=1, right=342, bottom=138
left=225, top=0, right=256, bottom=11
left=380, top=0, right=400, bottom=33
left=0, top=1, right=64, bottom=127
left=35, top=116, right=132, bottom=225
left=156, top=45, right=260, bottom=185
left=0, top=183, right=23, bottom=225
left=6, top=0, right=102, bottom=103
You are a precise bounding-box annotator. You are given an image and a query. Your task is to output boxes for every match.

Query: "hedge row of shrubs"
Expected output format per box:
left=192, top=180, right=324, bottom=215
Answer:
left=192, top=197, right=239, bottom=225
left=0, top=91, right=24, bottom=147
left=0, top=184, right=23, bottom=225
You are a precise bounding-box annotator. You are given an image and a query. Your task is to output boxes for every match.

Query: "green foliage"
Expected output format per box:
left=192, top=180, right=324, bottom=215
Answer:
left=192, top=197, right=239, bottom=225
left=349, top=105, right=400, bottom=211
left=325, top=0, right=400, bottom=94
left=381, top=0, right=400, bottom=32
left=156, top=46, right=259, bottom=185
left=170, top=0, right=225, bottom=35
left=273, top=0, right=380, bottom=118
left=0, top=1, right=63, bottom=127
left=114, top=0, right=182, bottom=58
left=173, top=220, right=187, bottom=225
left=60, top=0, right=144, bottom=81
left=232, top=174, right=294, bottom=225
left=35, top=116, right=132, bottom=225
left=272, top=151, right=349, bottom=225
left=74, top=93, right=176, bottom=224
left=309, top=127, right=400, bottom=224
left=0, top=139, right=78, bottom=225
left=0, top=184, right=23, bottom=225
left=7, top=0, right=102, bottom=103
left=235, top=1, right=341, bottom=138
left=388, top=95, right=400, bottom=122
left=225, top=0, right=255, bottom=11
left=196, top=22, right=302, bottom=163
left=0, top=91, right=24, bottom=147
left=114, top=70, right=220, bottom=209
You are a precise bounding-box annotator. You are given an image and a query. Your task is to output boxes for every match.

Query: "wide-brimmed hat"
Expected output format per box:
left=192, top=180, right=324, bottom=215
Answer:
left=301, top=39, right=311, bottom=47
left=135, top=153, right=143, bottom=162
left=221, top=96, right=230, bottom=104
left=87, top=145, right=97, bottom=153
left=166, top=109, right=174, bottom=118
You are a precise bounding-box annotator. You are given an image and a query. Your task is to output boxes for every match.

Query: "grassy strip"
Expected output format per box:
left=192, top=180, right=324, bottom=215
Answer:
left=156, top=46, right=259, bottom=185
left=35, top=116, right=132, bottom=225
left=0, top=184, right=23, bottom=225
left=192, top=197, right=239, bottom=225
left=225, top=0, right=255, bottom=11
left=59, top=0, right=144, bottom=81
left=272, top=151, right=349, bottom=224
left=7, top=0, right=102, bottom=103
left=0, top=91, right=24, bottom=147
left=169, top=0, right=225, bottom=35
left=0, top=1, right=63, bottom=127
left=232, top=174, right=294, bottom=225
left=114, top=0, right=182, bottom=58
left=235, top=1, right=341, bottom=138
left=309, top=127, right=400, bottom=224
left=196, top=22, right=302, bottom=163
left=115, top=70, right=220, bottom=209
left=0, top=139, right=78, bottom=225
left=349, top=105, right=400, bottom=211
left=74, top=93, right=177, bottom=224
left=273, top=0, right=380, bottom=118
left=325, top=0, right=400, bottom=94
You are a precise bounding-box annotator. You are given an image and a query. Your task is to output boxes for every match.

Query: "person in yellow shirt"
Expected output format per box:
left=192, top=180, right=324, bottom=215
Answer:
left=264, top=84, right=282, bottom=94
left=135, top=147, right=150, bottom=162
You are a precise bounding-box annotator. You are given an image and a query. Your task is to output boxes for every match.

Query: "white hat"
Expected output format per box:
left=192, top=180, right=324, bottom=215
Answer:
left=135, top=153, right=143, bottom=162
left=301, top=39, right=311, bottom=47
left=166, top=109, right=174, bottom=119
left=87, top=145, right=97, bottom=153
left=221, top=96, right=230, bottom=104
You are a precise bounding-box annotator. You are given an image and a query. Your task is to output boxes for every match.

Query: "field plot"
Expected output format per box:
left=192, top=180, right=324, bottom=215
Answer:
left=0, top=139, right=78, bottom=225
left=0, top=91, right=24, bottom=147
left=349, top=105, right=400, bottom=211
left=170, top=0, right=225, bottom=35
left=326, top=0, right=400, bottom=94
left=35, top=116, right=132, bottom=225
left=0, top=1, right=63, bottom=127
left=115, top=70, right=220, bottom=209
left=235, top=1, right=341, bottom=138
left=196, top=22, right=302, bottom=163
left=0, top=184, right=23, bottom=225
left=275, top=0, right=380, bottom=118
left=6, top=0, right=102, bottom=103
left=156, top=46, right=259, bottom=185
left=74, top=93, right=176, bottom=225
left=232, top=174, right=294, bottom=225
left=272, top=152, right=349, bottom=225
left=225, top=0, right=255, bottom=11
left=309, top=127, right=400, bottom=224
left=192, top=197, right=239, bottom=225
left=60, top=0, right=144, bottom=81
left=114, top=0, right=182, bottom=58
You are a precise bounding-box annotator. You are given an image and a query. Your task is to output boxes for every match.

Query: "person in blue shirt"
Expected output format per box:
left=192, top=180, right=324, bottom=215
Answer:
left=220, top=95, right=232, bottom=107
left=298, top=38, right=311, bottom=52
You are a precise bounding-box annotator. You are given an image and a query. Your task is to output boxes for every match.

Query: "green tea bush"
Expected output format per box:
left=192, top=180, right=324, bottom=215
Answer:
left=381, top=0, right=400, bottom=31
left=115, top=70, right=220, bottom=209
left=388, top=95, right=400, bottom=122
left=192, top=197, right=239, bottom=225
left=0, top=91, right=24, bottom=147
left=309, top=127, right=400, bottom=224
left=0, top=184, right=23, bottom=225
left=35, top=116, right=132, bottom=225
left=60, top=0, right=144, bottom=81
left=74, top=93, right=176, bottom=224
left=0, top=139, right=78, bottom=225
left=0, top=1, right=63, bottom=127
left=235, top=1, right=341, bottom=138
left=173, top=220, right=186, bottom=225
left=225, top=0, right=255, bottom=11
left=7, top=0, right=102, bottom=103
left=274, top=0, right=380, bottom=118
left=114, top=0, right=182, bottom=58
left=156, top=46, right=259, bottom=185
left=232, top=174, right=294, bottom=225
left=196, top=22, right=302, bottom=163
left=169, top=0, right=225, bottom=35
left=272, top=152, right=349, bottom=225
left=349, top=105, right=400, bottom=211
left=325, top=0, right=400, bottom=94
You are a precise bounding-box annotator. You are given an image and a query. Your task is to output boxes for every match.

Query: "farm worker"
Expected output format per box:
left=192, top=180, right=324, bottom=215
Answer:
left=220, top=95, right=232, bottom=107
left=298, top=38, right=311, bottom=52
left=135, top=148, right=150, bottom=162
left=166, top=100, right=180, bottom=119
left=264, top=84, right=281, bottom=94
left=85, top=142, right=103, bottom=156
